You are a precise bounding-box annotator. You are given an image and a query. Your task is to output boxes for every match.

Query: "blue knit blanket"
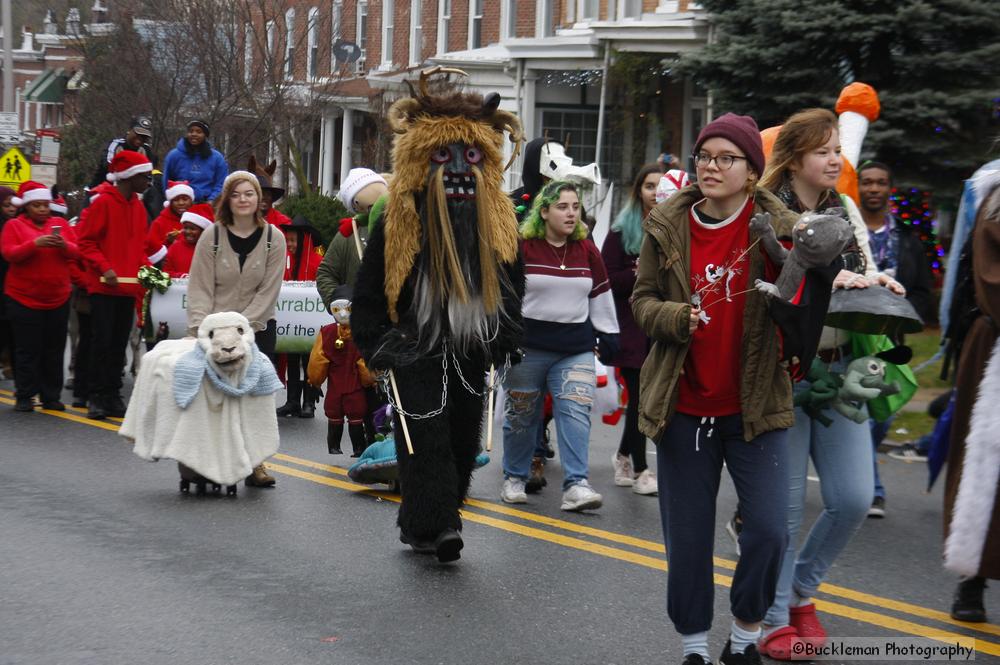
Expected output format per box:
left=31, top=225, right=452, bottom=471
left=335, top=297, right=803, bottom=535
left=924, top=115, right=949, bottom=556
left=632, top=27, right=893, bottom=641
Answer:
left=173, top=343, right=283, bottom=409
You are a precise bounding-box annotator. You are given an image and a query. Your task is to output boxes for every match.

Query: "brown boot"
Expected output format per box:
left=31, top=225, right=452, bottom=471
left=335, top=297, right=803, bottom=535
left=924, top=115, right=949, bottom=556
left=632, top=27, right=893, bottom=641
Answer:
left=526, top=456, right=547, bottom=494
left=245, top=463, right=276, bottom=487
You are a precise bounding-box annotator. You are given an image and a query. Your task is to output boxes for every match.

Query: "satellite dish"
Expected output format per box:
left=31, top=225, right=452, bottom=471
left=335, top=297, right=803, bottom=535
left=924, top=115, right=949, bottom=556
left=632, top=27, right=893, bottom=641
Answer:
left=333, top=40, right=362, bottom=64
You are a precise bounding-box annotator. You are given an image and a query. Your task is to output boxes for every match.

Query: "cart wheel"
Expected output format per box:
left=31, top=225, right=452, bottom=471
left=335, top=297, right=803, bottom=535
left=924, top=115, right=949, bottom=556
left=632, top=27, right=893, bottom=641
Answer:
left=226, top=485, right=238, bottom=497
left=180, top=480, right=190, bottom=493
left=196, top=482, right=207, bottom=495
left=212, top=484, right=222, bottom=493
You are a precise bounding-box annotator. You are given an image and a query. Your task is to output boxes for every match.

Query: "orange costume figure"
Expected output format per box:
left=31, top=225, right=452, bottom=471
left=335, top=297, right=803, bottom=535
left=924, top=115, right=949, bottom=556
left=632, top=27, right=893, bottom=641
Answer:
left=308, top=290, right=375, bottom=457
left=760, top=82, right=881, bottom=205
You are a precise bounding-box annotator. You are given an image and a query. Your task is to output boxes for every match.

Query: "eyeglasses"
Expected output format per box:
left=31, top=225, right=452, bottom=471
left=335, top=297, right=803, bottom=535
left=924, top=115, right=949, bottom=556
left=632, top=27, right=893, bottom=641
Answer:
left=693, top=153, right=748, bottom=170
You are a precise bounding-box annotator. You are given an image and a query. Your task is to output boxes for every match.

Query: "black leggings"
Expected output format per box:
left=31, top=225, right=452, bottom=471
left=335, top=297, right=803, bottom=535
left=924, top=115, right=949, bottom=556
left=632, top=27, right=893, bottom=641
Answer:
left=255, top=318, right=277, bottom=362
left=616, top=367, right=648, bottom=473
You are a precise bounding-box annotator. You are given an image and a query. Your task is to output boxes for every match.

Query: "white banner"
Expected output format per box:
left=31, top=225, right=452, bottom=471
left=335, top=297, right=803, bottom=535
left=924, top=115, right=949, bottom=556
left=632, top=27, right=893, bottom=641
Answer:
left=149, top=279, right=329, bottom=353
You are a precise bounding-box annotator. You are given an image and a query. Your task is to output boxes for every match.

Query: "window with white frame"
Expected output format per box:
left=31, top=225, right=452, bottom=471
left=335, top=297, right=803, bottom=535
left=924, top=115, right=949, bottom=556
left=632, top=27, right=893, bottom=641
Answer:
left=381, top=0, right=394, bottom=66
left=307, top=8, right=320, bottom=79
left=502, top=0, right=517, bottom=39
left=621, top=0, right=641, bottom=18
left=331, top=0, right=342, bottom=72
left=539, top=107, right=621, bottom=184
left=468, top=0, right=483, bottom=49
left=244, top=23, right=253, bottom=83
left=409, top=0, right=422, bottom=66
left=356, top=1, right=367, bottom=74
left=579, top=0, right=598, bottom=20
left=437, top=0, right=451, bottom=54
left=537, top=0, right=553, bottom=37
left=266, top=20, right=276, bottom=67
left=284, top=8, right=296, bottom=80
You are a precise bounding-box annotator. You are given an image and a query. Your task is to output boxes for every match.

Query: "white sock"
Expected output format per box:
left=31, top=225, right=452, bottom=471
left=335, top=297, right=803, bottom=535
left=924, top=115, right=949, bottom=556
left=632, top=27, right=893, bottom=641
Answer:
left=730, top=622, right=761, bottom=655
left=791, top=594, right=812, bottom=608
left=681, top=631, right=711, bottom=661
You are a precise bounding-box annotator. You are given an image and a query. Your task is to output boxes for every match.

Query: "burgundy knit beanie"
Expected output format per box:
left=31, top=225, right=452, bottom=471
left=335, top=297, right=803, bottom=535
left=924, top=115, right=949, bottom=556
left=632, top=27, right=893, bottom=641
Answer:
left=694, top=113, right=766, bottom=176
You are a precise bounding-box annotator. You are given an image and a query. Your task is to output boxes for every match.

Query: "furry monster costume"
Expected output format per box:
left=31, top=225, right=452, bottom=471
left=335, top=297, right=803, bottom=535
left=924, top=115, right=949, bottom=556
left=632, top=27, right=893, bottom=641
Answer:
left=351, top=69, right=525, bottom=560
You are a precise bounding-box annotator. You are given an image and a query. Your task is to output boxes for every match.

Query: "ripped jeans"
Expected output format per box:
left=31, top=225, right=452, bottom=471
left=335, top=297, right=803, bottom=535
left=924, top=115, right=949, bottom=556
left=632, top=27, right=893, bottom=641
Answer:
left=502, top=348, right=596, bottom=490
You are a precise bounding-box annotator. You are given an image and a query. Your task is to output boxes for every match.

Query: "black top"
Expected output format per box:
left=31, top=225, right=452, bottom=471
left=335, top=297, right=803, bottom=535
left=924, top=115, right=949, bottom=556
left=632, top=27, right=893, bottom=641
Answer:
left=227, top=227, right=263, bottom=270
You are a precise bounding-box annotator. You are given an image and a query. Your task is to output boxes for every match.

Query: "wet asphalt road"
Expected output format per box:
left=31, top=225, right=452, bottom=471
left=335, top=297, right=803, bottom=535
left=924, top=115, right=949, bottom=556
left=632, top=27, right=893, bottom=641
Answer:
left=1, top=376, right=997, bottom=665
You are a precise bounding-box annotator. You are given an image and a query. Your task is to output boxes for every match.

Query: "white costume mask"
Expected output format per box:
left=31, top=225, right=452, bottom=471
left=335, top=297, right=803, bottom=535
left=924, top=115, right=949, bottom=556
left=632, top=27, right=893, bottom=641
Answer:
left=538, top=142, right=602, bottom=186
left=330, top=298, right=352, bottom=326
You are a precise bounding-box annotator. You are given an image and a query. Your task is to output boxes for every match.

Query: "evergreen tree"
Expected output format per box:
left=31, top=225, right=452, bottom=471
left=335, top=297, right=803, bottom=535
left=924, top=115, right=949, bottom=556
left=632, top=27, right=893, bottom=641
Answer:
left=681, top=0, right=1000, bottom=198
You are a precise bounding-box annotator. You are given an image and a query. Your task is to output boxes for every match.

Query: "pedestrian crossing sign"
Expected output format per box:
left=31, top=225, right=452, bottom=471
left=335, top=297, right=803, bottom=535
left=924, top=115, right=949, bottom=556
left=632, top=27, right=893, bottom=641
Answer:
left=0, top=147, right=31, bottom=191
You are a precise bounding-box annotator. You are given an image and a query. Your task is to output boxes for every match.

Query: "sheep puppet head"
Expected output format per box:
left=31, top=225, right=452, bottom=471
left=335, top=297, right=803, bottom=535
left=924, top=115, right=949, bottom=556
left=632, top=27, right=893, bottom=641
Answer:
left=197, top=312, right=257, bottom=386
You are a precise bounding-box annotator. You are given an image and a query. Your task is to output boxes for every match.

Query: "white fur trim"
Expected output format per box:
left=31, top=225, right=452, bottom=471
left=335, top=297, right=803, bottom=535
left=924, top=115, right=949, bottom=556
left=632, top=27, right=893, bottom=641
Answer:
left=12, top=188, right=50, bottom=206
left=107, top=162, right=153, bottom=182
left=164, top=183, right=194, bottom=204
left=50, top=202, right=68, bottom=214
left=148, top=245, right=167, bottom=264
left=944, top=336, right=1000, bottom=576
left=180, top=210, right=212, bottom=230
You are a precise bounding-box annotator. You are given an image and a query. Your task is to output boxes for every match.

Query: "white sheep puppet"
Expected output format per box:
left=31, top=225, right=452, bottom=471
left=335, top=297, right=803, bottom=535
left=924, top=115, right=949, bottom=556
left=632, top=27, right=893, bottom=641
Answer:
left=120, top=312, right=283, bottom=487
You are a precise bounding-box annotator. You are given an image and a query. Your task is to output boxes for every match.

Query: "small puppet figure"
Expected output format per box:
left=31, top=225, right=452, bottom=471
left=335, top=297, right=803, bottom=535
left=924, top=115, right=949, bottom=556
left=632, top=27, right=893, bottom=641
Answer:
left=834, top=355, right=900, bottom=423
left=307, top=286, right=375, bottom=456
left=751, top=210, right=854, bottom=379
left=351, top=67, right=525, bottom=562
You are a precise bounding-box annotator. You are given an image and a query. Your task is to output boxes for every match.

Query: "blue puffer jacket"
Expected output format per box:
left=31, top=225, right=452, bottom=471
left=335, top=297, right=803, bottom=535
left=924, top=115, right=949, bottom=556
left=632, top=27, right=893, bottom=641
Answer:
left=162, top=138, right=229, bottom=203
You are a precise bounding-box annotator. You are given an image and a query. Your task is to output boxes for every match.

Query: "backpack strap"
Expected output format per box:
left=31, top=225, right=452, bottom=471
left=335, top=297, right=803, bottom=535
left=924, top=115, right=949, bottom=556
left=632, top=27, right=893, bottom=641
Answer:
left=212, top=223, right=220, bottom=257
left=266, top=223, right=272, bottom=251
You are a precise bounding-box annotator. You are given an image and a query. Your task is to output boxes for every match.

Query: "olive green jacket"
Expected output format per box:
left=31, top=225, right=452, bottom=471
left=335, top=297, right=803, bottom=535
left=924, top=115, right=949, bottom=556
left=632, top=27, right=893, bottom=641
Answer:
left=316, top=224, right=366, bottom=310
left=631, top=186, right=798, bottom=442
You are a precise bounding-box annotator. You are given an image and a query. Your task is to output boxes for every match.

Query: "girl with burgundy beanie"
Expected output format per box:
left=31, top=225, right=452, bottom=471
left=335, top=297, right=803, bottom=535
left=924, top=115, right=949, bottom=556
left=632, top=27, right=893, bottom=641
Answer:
left=632, top=113, right=798, bottom=665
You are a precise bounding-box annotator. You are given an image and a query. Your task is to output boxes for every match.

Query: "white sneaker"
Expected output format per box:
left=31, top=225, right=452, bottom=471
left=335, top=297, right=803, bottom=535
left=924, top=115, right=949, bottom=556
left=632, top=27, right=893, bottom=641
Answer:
left=613, top=453, right=634, bottom=487
left=501, top=477, right=528, bottom=504
left=561, top=480, right=603, bottom=511
left=632, top=469, right=658, bottom=495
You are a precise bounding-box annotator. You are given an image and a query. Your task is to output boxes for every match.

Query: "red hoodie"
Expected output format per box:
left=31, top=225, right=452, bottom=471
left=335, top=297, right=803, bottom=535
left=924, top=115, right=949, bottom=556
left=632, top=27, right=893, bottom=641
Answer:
left=163, top=237, right=197, bottom=277
left=76, top=185, right=163, bottom=298
left=1, top=214, right=79, bottom=309
left=266, top=207, right=292, bottom=228
left=147, top=206, right=183, bottom=249
left=283, top=230, right=323, bottom=280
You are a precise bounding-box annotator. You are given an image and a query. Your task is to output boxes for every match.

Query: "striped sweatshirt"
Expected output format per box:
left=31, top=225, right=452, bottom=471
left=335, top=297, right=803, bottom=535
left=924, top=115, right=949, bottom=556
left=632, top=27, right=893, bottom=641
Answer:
left=520, top=237, right=619, bottom=354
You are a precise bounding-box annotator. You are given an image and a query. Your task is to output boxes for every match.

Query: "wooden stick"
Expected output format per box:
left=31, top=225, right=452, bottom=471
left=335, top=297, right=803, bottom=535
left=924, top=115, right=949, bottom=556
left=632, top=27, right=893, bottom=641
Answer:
left=486, top=364, right=495, bottom=452
left=100, top=276, right=140, bottom=284
left=389, top=370, right=414, bottom=455
left=351, top=218, right=364, bottom=260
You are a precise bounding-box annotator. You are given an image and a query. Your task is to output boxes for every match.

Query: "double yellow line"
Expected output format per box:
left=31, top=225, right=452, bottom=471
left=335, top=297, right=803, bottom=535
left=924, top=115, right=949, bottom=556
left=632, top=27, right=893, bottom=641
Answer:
left=2, top=388, right=998, bottom=656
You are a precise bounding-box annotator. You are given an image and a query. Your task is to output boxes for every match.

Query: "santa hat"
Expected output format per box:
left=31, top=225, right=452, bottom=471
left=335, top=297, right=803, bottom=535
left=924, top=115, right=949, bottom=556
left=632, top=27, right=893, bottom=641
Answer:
left=655, top=169, right=692, bottom=204
left=163, top=180, right=195, bottom=207
left=50, top=196, right=68, bottom=215
left=106, top=150, right=153, bottom=182
left=338, top=168, right=386, bottom=213
left=180, top=203, right=214, bottom=230
left=11, top=181, right=52, bottom=207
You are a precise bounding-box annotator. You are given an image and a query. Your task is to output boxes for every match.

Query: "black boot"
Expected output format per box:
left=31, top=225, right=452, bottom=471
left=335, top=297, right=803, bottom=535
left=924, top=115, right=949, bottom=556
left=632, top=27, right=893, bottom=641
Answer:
left=349, top=423, right=368, bottom=457
left=87, top=395, right=107, bottom=420
left=327, top=421, right=344, bottom=454
left=300, top=386, right=318, bottom=419
left=277, top=382, right=302, bottom=417
left=951, top=576, right=988, bottom=622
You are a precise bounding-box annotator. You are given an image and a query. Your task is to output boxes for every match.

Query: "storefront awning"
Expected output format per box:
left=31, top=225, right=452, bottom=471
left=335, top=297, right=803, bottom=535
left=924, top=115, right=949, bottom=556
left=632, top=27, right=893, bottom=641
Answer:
left=23, top=68, right=67, bottom=103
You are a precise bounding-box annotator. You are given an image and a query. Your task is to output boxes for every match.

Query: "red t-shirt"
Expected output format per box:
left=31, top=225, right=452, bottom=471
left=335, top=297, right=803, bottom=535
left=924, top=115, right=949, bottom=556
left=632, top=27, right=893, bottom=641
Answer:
left=0, top=214, right=79, bottom=309
left=676, top=197, right=754, bottom=417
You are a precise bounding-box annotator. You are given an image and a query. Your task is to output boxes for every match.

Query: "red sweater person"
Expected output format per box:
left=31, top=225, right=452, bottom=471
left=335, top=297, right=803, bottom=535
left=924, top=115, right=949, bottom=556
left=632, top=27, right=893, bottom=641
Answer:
left=307, top=287, right=375, bottom=457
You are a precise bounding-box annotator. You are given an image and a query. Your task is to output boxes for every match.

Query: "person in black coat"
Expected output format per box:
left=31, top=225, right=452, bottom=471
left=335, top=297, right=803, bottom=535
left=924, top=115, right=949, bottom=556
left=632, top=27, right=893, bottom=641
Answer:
left=858, top=161, right=934, bottom=325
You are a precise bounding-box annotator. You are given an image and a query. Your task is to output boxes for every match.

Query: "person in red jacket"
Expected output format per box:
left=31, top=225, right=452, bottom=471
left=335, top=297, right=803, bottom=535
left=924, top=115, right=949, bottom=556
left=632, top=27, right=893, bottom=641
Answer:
left=276, top=215, right=324, bottom=418
left=163, top=203, right=212, bottom=277
left=76, top=151, right=162, bottom=420
left=0, top=181, right=79, bottom=411
left=147, top=180, right=194, bottom=250
left=258, top=174, right=291, bottom=228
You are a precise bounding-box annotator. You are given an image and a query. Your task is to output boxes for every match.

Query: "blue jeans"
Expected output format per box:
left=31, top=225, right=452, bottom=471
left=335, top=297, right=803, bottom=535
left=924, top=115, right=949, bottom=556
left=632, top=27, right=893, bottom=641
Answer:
left=869, top=417, right=892, bottom=499
left=502, top=348, right=595, bottom=491
left=765, top=359, right=875, bottom=627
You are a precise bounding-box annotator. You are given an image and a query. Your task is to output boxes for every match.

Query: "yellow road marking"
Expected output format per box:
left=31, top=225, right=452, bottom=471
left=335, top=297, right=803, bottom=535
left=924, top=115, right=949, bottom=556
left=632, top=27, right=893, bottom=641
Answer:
left=8, top=395, right=1000, bottom=653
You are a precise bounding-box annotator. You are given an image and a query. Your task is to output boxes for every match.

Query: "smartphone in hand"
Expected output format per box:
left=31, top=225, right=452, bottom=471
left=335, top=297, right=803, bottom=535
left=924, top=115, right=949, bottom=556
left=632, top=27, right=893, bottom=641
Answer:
left=51, top=225, right=62, bottom=236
